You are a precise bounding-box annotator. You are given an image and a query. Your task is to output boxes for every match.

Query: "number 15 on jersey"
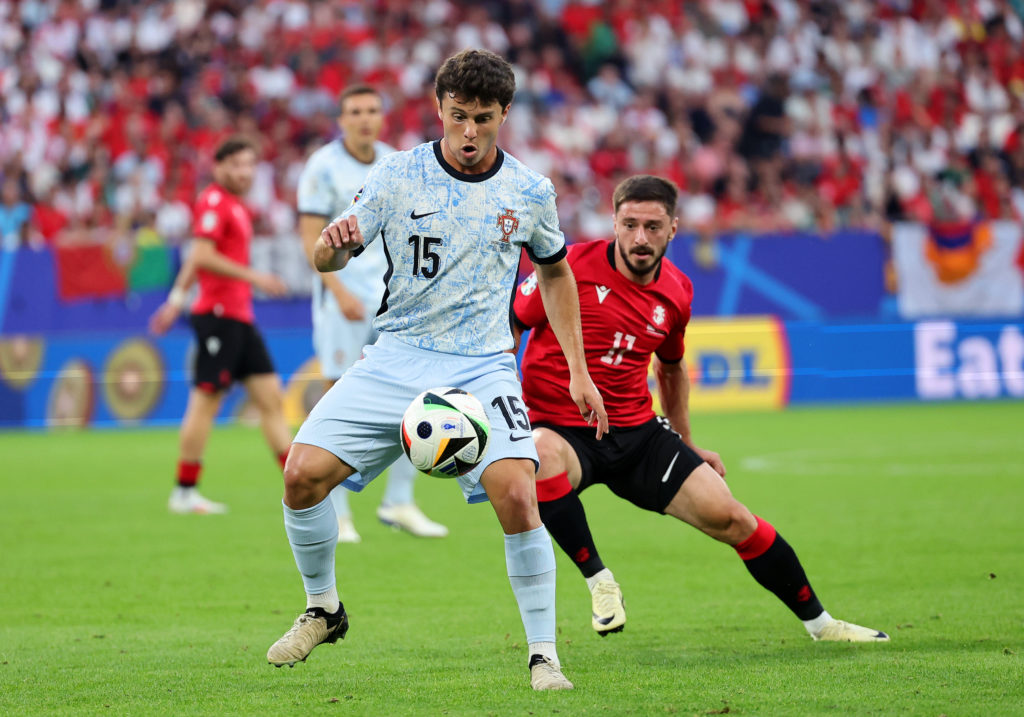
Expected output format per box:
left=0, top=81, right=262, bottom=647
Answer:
left=408, top=235, right=442, bottom=278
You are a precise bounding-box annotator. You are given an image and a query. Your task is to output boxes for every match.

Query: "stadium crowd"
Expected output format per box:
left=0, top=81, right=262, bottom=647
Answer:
left=2, top=0, right=1024, bottom=267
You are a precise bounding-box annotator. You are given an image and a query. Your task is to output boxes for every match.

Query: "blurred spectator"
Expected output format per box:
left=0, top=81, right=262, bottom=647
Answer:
left=0, top=178, right=32, bottom=249
left=2, top=0, right=1024, bottom=271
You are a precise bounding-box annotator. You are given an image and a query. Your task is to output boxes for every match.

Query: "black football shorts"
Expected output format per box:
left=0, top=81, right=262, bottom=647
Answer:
left=189, top=313, right=275, bottom=392
left=533, top=416, right=705, bottom=513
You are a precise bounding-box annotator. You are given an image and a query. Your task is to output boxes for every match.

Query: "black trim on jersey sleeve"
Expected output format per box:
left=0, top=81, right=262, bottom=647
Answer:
left=432, top=140, right=505, bottom=183
left=510, top=304, right=530, bottom=332
left=507, top=250, right=525, bottom=341
left=375, top=229, right=393, bottom=318
left=351, top=245, right=366, bottom=258
left=526, top=244, right=567, bottom=265
left=654, top=351, right=684, bottom=365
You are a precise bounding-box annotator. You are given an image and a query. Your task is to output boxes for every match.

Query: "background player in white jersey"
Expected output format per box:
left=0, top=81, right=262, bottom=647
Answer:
left=266, top=49, right=608, bottom=691
left=297, top=84, right=447, bottom=542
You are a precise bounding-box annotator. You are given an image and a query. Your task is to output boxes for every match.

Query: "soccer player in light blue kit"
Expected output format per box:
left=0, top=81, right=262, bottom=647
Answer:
left=267, top=49, right=608, bottom=690
left=297, top=84, right=447, bottom=542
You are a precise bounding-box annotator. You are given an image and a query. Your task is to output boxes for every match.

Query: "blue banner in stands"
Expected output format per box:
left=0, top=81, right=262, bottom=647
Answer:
left=1, top=234, right=893, bottom=336
left=668, top=231, right=891, bottom=320
left=3, top=319, right=1022, bottom=429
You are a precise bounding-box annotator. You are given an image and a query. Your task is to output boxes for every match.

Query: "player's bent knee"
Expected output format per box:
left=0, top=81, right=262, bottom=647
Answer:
left=282, top=444, right=353, bottom=507
left=731, top=503, right=759, bottom=541
left=249, top=387, right=284, bottom=414
left=282, top=463, right=318, bottom=506
left=491, top=473, right=536, bottom=511
left=260, top=388, right=284, bottom=410
left=506, top=480, right=537, bottom=512
left=531, top=427, right=572, bottom=478
left=532, top=430, right=561, bottom=471
left=482, top=460, right=542, bottom=532
left=710, top=500, right=757, bottom=544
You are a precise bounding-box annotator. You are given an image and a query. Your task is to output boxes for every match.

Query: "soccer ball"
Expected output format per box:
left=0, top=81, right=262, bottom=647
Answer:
left=400, top=387, right=490, bottom=477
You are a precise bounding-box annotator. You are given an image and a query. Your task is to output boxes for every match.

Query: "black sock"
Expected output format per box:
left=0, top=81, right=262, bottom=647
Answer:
left=536, top=472, right=605, bottom=578
left=735, top=516, right=824, bottom=621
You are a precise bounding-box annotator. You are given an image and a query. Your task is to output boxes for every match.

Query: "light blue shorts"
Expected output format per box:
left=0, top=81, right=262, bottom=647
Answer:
left=293, top=333, right=538, bottom=503
left=311, top=288, right=377, bottom=380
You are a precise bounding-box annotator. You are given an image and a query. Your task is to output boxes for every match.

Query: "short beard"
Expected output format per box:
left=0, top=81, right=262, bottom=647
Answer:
left=617, top=243, right=663, bottom=276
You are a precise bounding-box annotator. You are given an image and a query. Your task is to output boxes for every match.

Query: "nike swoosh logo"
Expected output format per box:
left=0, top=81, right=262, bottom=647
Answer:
left=509, top=434, right=532, bottom=442
left=660, top=452, right=679, bottom=483
left=410, top=210, right=440, bottom=219
left=593, top=614, right=614, bottom=625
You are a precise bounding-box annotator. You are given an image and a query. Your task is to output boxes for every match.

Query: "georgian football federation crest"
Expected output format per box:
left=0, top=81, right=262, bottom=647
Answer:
left=200, top=210, right=218, bottom=233
left=652, top=304, right=666, bottom=325
left=496, top=208, right=519, bottom=243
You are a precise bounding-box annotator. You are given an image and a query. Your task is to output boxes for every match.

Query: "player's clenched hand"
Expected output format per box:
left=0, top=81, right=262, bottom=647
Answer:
left=321, top=215, right=364, bottom=251
left=695, top=447, right=726, bottom=478
left=569, top=373, right=609, bottom=440
left=148, top=302, right=179, bottom=336
left=254, top=272, right=288, bottom=297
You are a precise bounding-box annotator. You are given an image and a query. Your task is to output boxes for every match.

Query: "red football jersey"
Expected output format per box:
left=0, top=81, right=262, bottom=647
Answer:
left=514, top=240, right=693, bottom=427
left=190, top=183, right=254, bottom=323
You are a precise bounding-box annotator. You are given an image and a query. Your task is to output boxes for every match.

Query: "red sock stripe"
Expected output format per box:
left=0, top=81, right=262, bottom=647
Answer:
left=734, top=516, right=777, bottom=561
left=177, top=460, right=201, bottom=487
left=277, top=449, right=290, bottom=470
left=536, top=472, right=572, bottom=502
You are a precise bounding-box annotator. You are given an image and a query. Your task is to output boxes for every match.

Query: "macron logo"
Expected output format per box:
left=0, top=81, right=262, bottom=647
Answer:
left=596, top=286, right=611, bottom=304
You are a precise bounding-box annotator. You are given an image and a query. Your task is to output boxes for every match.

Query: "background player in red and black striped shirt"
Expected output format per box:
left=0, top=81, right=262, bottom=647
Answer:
left=513, top=175, right=889, bottom=643
left=150, top=137, right=292, bottom=515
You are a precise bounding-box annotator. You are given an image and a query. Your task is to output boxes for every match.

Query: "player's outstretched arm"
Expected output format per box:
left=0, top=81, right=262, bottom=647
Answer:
left=654, top=356, right=726, bottom=477
left=190, top=238, right=288, bottom=296
left=149, top=246, right=198, bottom=335
left=314, top=215, right=364, bottom=273
left=534, top=258, right=609, bottom=438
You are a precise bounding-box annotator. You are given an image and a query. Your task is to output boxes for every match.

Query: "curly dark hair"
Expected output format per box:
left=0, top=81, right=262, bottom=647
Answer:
left=434, top=49, right=515, bottom=109
left=612, top=175, right=680, bottom=217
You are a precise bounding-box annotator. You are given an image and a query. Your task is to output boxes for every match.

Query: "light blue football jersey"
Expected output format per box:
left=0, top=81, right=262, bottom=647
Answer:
left=340, top=141, right=567, bottom=356
left=297, top=138, right=395, bottom=307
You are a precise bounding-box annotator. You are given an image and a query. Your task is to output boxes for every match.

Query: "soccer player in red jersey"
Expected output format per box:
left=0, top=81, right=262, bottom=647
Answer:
left=150, top=137, right=293, bottom=514
left=513, top=175, right=889, bottom=643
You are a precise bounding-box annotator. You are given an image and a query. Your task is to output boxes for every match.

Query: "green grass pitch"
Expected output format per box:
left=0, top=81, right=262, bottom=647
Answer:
left=1, top=401, right=1022, bottom=716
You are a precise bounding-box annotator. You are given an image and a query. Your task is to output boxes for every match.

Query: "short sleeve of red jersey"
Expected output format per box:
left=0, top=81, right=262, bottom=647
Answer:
left=193, top=189, right=227, bottom=244
left=656, top=324, right=685, bottom=363
left=654, top=273, right=693, bottom=364
left=512, top=271, right=547, bottom=329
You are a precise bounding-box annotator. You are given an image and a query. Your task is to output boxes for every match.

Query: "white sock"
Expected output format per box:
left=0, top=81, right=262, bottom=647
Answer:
left=585, top=567, right=614, bottom=591
left=529, top=641, right=559, bottom=668
left=306, top=586, right=340, bottom=614
left=803, top=609, right=833, bottom=637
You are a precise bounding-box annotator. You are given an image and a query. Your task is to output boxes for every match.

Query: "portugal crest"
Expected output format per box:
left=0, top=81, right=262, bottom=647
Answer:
left=496, top=208, right=519, bottom=243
